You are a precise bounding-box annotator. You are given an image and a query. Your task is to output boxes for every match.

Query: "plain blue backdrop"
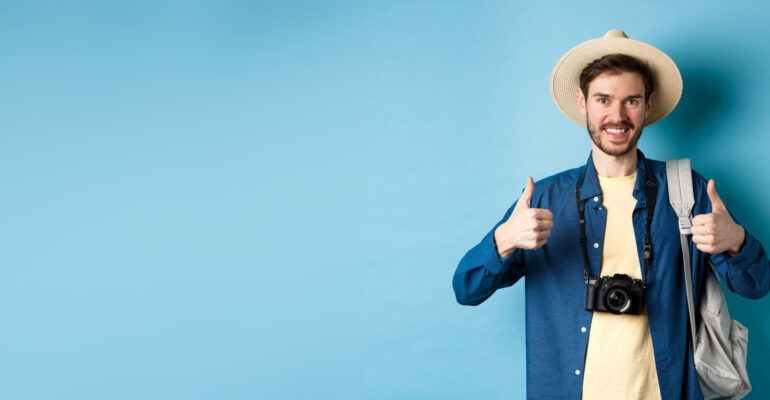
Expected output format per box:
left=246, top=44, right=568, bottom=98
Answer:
left=1, top=1, right=769, bottom=399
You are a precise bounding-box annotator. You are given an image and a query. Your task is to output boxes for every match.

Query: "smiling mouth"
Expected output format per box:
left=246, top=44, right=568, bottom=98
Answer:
left=603, top=127, right=630, bottom=140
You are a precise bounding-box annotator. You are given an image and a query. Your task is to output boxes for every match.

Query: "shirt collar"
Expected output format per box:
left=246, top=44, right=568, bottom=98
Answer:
left=579, top=149, right=649, bottom=203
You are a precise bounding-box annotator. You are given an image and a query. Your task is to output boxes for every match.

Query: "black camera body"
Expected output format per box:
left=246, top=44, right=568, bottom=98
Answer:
left=585, top=273, right=645, bottom=315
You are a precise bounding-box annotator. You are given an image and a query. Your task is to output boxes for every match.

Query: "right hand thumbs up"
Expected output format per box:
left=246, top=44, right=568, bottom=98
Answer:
left=494, top=176, right=554, bottom=258
left=514, top=175, right=535, bottom=210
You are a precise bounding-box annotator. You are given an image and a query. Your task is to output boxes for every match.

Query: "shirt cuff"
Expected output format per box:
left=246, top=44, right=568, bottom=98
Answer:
left=483, top=228, right=522, bottom=274
left=712, top=231, right=757, bottom=270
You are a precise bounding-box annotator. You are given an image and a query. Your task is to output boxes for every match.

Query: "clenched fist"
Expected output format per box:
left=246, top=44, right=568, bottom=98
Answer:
left=494, top=176, right=554, bottom=258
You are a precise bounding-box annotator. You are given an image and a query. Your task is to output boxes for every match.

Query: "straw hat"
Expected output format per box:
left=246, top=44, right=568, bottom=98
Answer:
left=550, top=29, right=683, bottom=127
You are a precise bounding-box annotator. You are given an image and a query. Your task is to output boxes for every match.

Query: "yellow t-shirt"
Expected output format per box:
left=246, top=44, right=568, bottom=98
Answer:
left=581, top=173, right=661, bottom=400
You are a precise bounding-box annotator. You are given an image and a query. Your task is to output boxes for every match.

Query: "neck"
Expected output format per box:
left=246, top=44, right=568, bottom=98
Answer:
left=591, top=144, right=638, bottom=178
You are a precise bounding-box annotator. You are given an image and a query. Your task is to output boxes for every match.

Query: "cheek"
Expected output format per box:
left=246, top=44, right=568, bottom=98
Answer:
left=585, top=105, right=606, bottom=120
left=628, top=108, right=647, bottom=123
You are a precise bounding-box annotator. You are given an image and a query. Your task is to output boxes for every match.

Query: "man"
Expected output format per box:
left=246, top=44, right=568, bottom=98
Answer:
left=452, top=30, right=770, bottom=399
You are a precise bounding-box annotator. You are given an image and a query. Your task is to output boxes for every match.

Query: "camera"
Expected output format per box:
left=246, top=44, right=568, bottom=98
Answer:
left=585, top=274, right=644, bottom=315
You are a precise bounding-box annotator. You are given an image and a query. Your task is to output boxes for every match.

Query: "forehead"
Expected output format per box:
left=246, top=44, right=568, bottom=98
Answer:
left=586, top=71, right=645, bottom=95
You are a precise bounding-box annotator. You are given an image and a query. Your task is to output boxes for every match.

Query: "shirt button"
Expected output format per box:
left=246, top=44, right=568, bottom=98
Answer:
left=581, top=326, right=587, bottom=333
left=593, top=243, right=599, bottom=248
left=593, top=196, right=599, bottom=202
left=575, top=369, right=581, bottom=375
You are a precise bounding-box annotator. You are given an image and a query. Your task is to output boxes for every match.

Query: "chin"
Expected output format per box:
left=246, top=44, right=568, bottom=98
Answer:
left=588, top=126, right=644, bottom=157
left=599, top=144, right=635, bottom=157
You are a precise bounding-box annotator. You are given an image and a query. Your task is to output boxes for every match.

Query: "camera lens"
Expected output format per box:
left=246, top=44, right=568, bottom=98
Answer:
left=605, top=288, right=631, bottom=314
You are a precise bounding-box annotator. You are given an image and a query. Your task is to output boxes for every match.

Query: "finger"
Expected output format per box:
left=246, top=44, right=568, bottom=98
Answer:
left=515, top=176, right=535, bottom=210
left=691, top=234, right=704, bottom=244
left=696, top=243, right=715, bottom=254
left=536, top=220, right=554, bottom=231
left=695, top=243, right=721, bottom=254
left=690, top=225, right=707, bottom=236
left=692, top=234, right=715, bottom=246
left=533, top=208, right=553, bottom=220
left=692, top=233, right=713, bottom=244
left=532, top=226, right=549, bottom=237
left=707, top=179, right=726, bottom=212
left=691, top=214, right=711, bottom=227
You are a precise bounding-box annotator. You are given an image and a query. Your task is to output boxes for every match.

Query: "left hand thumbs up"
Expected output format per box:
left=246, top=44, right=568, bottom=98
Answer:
left=706, top=178, right=727, bottom=212
left=691, top=179, right=746, bottom=256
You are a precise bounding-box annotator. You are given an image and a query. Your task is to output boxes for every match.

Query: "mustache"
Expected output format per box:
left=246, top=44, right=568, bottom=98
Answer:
left=600, top=121, right=634, bottom=130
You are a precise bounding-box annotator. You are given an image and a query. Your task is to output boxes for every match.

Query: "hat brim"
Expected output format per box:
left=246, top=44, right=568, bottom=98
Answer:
left=550, top=36, right=682, bottom=127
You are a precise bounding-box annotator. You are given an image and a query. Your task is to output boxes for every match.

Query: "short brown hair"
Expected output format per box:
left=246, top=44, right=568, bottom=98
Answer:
left=579, top=54, right=654, bottom=101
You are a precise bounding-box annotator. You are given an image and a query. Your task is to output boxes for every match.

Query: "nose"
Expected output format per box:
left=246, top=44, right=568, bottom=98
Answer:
left=607, top=101, right=627, bottom=123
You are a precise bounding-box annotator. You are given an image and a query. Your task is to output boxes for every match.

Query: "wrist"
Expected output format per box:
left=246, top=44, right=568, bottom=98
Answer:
left=726, top=225, right=746, bottom=257
left=494, top=226, right=515, bottom=259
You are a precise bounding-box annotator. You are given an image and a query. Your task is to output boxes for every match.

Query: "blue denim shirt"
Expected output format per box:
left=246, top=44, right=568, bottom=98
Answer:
left=452, top=151, right=770, bottom=399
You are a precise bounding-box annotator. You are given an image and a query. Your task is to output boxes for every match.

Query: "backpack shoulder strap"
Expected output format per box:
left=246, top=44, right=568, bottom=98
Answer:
left=666, top=159, right=698, bottom=348
left=666, top=159, right=695, bottom=234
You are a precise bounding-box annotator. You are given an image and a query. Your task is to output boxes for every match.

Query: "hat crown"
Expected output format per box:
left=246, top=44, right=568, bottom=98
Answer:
left=604, top=29, right=628, bottom=38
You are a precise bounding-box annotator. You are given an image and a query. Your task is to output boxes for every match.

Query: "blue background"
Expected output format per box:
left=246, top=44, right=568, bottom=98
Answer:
left=1, top=1, right=769, bottom=399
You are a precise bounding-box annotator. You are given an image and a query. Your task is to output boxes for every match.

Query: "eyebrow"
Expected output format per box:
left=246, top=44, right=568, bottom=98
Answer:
left=592, top=93, right=644, bottom=100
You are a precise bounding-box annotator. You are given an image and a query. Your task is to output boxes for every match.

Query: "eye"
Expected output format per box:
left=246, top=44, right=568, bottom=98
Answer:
left=598, top=98, right=608, bottom=104
left=626, top=98, right=639, bottom=105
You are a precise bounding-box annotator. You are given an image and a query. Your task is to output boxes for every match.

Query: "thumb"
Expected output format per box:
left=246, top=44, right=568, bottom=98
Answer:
left=707, top=179, right=726, bottom=212
left=515, top=176, right=535, bottom=209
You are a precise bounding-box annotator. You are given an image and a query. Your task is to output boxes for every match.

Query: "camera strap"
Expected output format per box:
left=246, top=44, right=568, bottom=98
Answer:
left=575, top=149, right=657, bottom=287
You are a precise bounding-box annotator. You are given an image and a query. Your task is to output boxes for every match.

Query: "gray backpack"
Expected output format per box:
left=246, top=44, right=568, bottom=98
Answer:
left=666, top=159, right=751, bottom=399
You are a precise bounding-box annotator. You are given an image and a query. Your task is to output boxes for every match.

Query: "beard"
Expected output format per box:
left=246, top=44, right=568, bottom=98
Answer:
left=586, top=115, right=644, bottom=157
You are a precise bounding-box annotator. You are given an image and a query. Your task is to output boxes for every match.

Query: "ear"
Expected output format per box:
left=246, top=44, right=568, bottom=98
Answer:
left=576, top=87, right=586, bottom=116
left=645, top=91, right=655, bottom=118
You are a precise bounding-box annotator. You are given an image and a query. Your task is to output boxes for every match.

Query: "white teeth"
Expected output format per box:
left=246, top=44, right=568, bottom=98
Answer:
left=606, top=128, right=626, bottom=134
